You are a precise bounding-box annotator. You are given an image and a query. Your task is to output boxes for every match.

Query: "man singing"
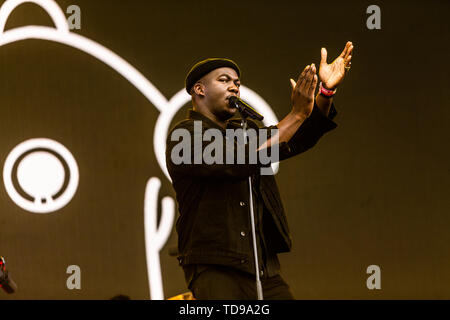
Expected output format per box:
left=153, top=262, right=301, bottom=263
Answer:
left=166, top=41, right=353, bottom=299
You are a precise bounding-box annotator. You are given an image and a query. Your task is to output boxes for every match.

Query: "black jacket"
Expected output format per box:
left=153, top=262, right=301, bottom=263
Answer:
left=166, top=103, right=338, bottom=275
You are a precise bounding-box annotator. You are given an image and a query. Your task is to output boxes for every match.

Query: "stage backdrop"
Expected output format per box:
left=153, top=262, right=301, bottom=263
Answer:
left=0, top=0, right=449, bottom=299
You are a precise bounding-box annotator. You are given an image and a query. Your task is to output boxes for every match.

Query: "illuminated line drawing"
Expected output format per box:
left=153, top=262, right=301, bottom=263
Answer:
left=144, top=177, right=175, bottom=300
left=3, top=138, right=79, bottom=213
left=0, top=0, right=279, bottom=299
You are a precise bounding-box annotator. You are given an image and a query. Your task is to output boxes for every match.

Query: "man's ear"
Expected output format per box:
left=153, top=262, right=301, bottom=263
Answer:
left=193, top=82, right=205, bottom=97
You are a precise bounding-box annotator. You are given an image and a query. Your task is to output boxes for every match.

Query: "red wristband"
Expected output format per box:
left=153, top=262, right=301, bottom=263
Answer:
left=319, top=82, right=336, bottom=97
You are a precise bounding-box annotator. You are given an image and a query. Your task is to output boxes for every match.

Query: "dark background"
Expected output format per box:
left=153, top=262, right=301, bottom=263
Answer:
left=0, top=0, right=449, bottom=299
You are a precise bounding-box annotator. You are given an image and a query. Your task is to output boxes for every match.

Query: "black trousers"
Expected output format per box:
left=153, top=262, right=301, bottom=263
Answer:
left=187, top=264, right=294, bottom=300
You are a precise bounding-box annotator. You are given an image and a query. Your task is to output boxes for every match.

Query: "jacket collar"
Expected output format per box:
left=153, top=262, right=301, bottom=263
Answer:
left=187, top=108, right=241, bottom=132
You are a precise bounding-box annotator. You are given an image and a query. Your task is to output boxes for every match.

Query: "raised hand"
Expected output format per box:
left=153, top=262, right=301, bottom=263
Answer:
left=319, top=41, right=353, bottom=90
left=290, top=63, right=318, bottom=118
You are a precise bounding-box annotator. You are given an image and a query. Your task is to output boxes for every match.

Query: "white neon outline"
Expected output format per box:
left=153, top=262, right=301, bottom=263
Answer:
left=144, top=177, right=175, bottom=300
left=0, top=0, right=69, bottom=33
left=0, top=0, right=280, bottom=299
left=3, top=138, right=79, bottom=213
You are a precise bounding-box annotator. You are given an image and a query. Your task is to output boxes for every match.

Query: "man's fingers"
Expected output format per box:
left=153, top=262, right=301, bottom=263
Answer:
left=344, top=44, right=353, bottom=60
left=339, top=41, right=352, bottom=58
left=296, top=65, right=310, bottom=86
left=308, top=74, right=318, bottom=97
left=290, top=78, right=296, bottom=90
left=320, top=47, right=328, bottom=67
left=294, top=64, right=316, bottom=94
left=308, top=65, right=317, bottom=93
left=295, top=65, right=310, bottom=91
left=346, top=54, right=352, bottom=63
left=302, top=63, right=315, bottom=92
left=338, top=44, right=347, bottom=58
left=299, top=65, right=311, bottom=91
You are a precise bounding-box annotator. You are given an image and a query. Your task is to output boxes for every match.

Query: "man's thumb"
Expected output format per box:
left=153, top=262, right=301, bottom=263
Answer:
left=321, top=47, right=327, bottom=65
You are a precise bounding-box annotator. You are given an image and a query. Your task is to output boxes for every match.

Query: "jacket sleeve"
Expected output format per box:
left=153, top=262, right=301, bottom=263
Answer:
left=278, top=102, right=338, bottom=161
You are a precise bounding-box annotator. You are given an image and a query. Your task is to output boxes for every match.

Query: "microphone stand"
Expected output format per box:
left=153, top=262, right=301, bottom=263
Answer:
left=239, top=114, right=264, bottom=301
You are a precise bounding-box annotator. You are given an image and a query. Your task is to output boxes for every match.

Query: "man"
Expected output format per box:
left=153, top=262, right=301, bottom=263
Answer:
left=166, top=41, right=353, bottom=299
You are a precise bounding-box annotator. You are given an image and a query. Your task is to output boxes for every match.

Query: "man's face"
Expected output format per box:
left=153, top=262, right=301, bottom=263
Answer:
left=198, top=67, right=240, bottom=120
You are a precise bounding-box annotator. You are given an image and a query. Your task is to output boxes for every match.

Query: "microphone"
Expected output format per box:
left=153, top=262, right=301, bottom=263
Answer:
left=228, top=96, right=264, bottom=121
left=0, top=256, right=17, bottom=294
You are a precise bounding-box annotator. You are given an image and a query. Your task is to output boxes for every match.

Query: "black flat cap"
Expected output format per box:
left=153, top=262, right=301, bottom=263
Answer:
left=185, top=58, right=241, bottom=94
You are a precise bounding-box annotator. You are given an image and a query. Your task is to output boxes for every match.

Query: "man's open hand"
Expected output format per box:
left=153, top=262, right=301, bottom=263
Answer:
left=319, top=41, right=353, bottom=90
left=290, top=64, right=318, bottom=119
